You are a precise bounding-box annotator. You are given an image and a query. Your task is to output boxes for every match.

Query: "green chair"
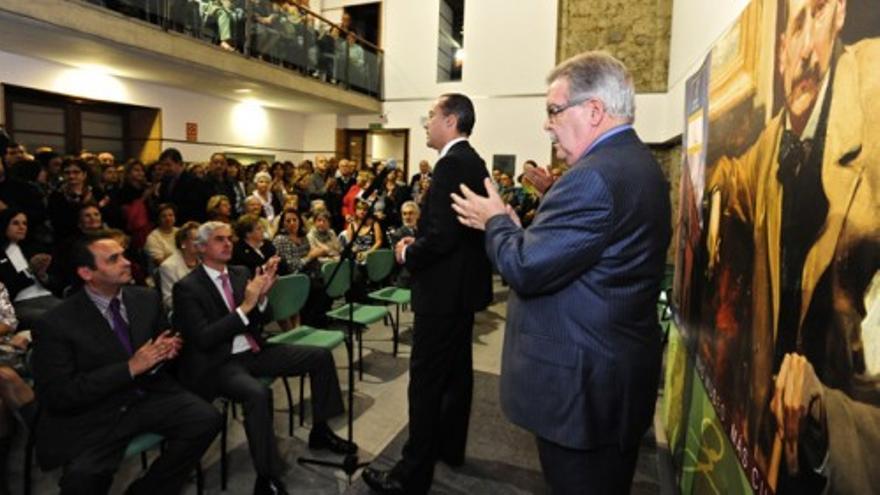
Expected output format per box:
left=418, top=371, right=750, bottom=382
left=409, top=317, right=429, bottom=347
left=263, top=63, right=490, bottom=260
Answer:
left=266, top=273, right=345, bottom=429
left=24, top=420, right=203, bottom=495
left=323, top=260, right=389, bottom=380
left=366, top=249, right=411, bottom=356
left=218, top=273, right=347, bottom=490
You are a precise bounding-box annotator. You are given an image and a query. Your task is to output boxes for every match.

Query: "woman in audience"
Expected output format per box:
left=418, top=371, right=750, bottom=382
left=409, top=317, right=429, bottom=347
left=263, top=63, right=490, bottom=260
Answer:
left=307, top=210, right=342, bottom=264
left=0, top=281, right=36, bottom=495
left=250, top=171, right=283, bottom=225
left=226, top=158, right=248, bottom=216
left=273, top=208, right=324, bottom=276
left=244, top=196, right=275, bottom=239
left=270, top=194, right=300, bottom=235
left=270, top=161, right=288, bottom=196
left=144, top=203, right=178, bottom=266
left=77, top=203, right=106, bottom=234
left=344, top=200, right=382, bottom=264
left=273, top=208, right=332, bottom=327
left=342, top=170, right=372, bottom=225
left=232, top=213, right=279, bottom=274
left=380, top=171, right=409, bottom=230
left=0, top=209, right=61, bottom=329
left=116, top=159, right=156, bottom=250
left=206, top=195, right=233, bottom=223
left=47, top=158, right=107, bottom=240
left=158, top=221, right=201, bottom=313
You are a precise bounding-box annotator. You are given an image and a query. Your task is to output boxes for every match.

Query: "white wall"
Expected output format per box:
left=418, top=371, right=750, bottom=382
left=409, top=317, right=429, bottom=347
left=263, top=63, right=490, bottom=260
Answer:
left=327, top=0, right=557, bottom=180
left=0, top=50, right=323, bottom=163
left=329, top=0, right=754, bottom=149
left=637, top=0, right=752, bottom=142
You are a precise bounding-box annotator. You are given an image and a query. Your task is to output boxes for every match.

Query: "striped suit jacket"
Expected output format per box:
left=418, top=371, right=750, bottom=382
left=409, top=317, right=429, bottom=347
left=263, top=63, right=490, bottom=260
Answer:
left=486, top=128, right=671, bottom=449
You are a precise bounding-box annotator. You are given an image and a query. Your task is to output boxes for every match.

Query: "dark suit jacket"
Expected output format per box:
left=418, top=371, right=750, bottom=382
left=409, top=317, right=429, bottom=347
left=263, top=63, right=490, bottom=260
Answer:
left=486, top=129, right=672, bottom=450
left=172, top=264, right=271, bottom=399
left=159, top=171, right=210, bottom=224
left=31, top=287, right=180, bottom=469
left=405, top=140, right=492, bottom=315
left=231, top=240, right=278, bottom=276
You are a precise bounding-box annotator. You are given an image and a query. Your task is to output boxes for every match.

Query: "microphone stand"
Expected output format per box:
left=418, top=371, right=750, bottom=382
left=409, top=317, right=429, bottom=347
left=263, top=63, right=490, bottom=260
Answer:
left=297, top=177, right=388, bottom=480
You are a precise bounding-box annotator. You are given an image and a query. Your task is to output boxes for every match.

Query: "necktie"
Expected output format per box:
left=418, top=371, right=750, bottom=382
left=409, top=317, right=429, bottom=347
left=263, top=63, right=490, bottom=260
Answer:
left=777, top=129, right=813, bottom=184
left=109, top=298, right=134, bottom=355
left=219, top=272, right=261, bottom=353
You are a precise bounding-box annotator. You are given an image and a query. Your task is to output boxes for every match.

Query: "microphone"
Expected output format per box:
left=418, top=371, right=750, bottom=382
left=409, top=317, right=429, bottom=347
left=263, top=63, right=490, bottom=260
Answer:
left=360, top=159, right=397, bottom=199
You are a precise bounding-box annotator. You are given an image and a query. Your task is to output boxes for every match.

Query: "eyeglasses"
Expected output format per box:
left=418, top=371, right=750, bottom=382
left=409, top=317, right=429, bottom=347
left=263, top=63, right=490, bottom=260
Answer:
left=546, top=97, right=591, bottom=122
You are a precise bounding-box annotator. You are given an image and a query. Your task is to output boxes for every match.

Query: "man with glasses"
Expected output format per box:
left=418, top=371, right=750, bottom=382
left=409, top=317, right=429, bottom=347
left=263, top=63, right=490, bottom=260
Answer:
left=451, top=52, right=671, bottom=493
left=362, top=93, right=493, bottom=495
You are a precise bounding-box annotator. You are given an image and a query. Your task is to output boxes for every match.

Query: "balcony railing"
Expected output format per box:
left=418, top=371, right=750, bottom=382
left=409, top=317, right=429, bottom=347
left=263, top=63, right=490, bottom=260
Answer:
left=84, top=0, right=383, bottom=98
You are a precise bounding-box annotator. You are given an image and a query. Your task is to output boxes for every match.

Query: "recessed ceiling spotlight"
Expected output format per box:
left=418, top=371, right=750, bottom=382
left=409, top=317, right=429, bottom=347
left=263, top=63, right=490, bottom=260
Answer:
left=235, top=88, right=253, bottom=94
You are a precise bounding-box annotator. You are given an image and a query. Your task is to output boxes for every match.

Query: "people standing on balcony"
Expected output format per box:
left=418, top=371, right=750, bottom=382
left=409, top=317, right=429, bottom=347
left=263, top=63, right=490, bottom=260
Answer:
left=249, top=0, right=281, bottom=62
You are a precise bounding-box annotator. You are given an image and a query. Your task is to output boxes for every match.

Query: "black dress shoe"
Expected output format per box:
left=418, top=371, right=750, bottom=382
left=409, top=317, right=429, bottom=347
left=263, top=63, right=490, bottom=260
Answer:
left=253, top=475, right=288, bottom=495
left=308, top=427, right=358, bottom=455
left=361, top=467, right=405, bottom=495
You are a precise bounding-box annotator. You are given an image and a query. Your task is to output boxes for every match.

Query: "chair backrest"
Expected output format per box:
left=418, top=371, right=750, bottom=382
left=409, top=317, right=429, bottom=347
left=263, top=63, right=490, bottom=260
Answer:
left=365, top=249, right=394, bottom=283
left=268, top=274, right=310, bottom=321
left=322, top=260, right=352, bottom=299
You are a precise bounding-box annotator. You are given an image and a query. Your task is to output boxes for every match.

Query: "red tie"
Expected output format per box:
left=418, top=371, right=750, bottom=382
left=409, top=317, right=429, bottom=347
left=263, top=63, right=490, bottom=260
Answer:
left=219, top=272, right=261, bottom=353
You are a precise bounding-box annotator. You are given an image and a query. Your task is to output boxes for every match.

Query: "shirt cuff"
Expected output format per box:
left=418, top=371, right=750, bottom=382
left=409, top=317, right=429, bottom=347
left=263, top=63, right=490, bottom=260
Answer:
left=236, top=307, right=250, bottom=326
left=258, top=297, right=269, bottom=313
left=401, top=244, right=408, bottom=263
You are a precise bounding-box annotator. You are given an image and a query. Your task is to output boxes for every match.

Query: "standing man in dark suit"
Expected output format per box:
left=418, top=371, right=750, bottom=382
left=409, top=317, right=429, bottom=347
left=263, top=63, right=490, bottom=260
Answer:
left=452, top=52, right=671, bottom=494
left=157, top=148, right=211, bottom=223
left=31, top=232, right=222, bottom=495
left=172, top=221, right=356, bottom=495
left=362, top=93, right=493, bottom=495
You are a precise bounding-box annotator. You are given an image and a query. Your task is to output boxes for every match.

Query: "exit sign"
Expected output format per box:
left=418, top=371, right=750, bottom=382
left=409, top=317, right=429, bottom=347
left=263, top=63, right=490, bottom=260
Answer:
left=185, top=122, right=198, bottom=142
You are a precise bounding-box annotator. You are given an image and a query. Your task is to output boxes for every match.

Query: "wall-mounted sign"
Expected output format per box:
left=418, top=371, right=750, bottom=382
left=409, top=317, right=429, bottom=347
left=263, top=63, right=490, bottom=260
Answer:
left=185, top=122, right=198, bottom=142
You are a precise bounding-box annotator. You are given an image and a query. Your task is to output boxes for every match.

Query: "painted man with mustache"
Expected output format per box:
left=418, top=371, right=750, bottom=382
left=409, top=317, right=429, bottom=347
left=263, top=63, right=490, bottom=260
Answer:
left=705, top=0, right=880, bottom=491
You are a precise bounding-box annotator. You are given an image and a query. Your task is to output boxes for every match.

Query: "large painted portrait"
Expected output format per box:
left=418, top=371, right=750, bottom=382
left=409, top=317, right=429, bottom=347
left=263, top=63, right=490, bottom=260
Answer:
left=673, top=0, right=880, bottom=492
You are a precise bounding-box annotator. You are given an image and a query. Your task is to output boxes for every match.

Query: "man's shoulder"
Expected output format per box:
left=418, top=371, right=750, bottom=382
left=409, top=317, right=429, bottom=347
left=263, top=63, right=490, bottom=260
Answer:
left=178, top=265, right=206, bottom=288
left=122, top=284, right=158, bottom=300
left=39, top=290, right=88, bottom=329
left=440, top=142, right=486, bottom=175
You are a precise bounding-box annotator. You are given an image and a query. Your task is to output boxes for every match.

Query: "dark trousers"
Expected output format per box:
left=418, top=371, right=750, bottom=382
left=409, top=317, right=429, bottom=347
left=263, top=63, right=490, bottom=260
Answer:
left=393, top=312, right=475, bottom=495
left=59, top=390, right=221, bottom=495
left=535, top=437, right=640, bottom=495
left=216, top=343, right=345, bottom=477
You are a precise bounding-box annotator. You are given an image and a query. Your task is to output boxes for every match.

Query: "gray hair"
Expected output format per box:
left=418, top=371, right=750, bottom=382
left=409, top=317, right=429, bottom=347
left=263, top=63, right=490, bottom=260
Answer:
left=196, top=221, right=231, bottom=246
left=546, top=51, right=635, bottom=122
left=401, top=200, right=420, bottom=214
left=254, top=171, right=272, bottom=183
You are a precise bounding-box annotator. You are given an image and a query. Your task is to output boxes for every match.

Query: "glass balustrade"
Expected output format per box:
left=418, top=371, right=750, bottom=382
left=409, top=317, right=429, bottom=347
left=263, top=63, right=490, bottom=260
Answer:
left=82, top=0, right=383, bottom=98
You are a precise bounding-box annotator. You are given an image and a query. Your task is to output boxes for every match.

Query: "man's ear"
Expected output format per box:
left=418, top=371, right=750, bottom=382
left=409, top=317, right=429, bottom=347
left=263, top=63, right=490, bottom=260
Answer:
left=76, top=266, right=92, bottom=283
left=445, top=113, right=458, bottom=132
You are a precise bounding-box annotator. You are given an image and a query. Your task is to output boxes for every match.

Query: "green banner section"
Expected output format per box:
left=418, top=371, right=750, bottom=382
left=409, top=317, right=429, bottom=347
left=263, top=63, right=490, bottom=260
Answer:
left=664, top=326, right=752, bottom=495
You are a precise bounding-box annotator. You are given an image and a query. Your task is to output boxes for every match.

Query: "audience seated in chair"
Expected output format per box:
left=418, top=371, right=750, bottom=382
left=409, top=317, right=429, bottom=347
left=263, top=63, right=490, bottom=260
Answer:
left=158, top=221, right=201, bottom=313
left=30, top=232, right=221, bottom=495
left=0, top=209, right=62, bottom=330
left=232, top=213, right=279, bottom=275
left=0, top=281, right=37, bottom=495
left=172, top=221, right=356, bottom=495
